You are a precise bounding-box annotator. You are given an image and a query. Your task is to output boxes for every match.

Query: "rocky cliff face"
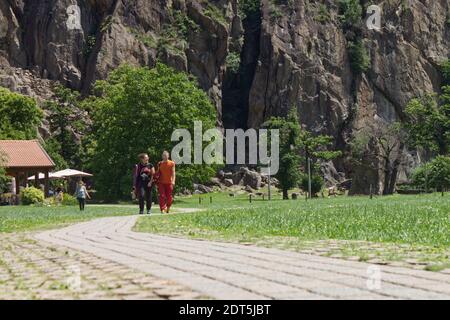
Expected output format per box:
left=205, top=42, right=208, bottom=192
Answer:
left=0, top=0, right=448, bottom=193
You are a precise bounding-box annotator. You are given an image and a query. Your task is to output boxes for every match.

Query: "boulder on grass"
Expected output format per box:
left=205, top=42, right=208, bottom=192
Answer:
left=242, top=169, right=262, bottom=190
left=209, top=177, right=223, bottom=187
left=193, top=184, right=213, bottom=194
left=223, top=179, right=234, bottom=187
left=244, top=185, right=254, bottom=193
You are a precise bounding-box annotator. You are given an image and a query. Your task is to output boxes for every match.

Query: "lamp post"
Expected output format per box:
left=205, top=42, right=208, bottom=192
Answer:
left=308, top=157, right=312, bottom=199
left=268, top=159, right=272, bottom=201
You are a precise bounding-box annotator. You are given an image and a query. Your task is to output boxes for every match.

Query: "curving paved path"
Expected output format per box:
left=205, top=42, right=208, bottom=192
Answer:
left=35, top=216, right=450, bottom=300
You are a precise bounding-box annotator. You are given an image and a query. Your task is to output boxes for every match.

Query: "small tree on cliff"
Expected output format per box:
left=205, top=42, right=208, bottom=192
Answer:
left=263, top=107, right=302, bottom=200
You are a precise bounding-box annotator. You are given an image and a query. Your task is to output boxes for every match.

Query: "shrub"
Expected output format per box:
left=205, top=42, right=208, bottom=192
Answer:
left=411, top=156, right=450, bottom=191
left=315, top=4, right=330, bottom=23
left=226, top=51, right=241, bottom=74
left=21, top=187, right=45, bottom=205
left=62, top=194, right=78, bottom=206
left=348, top=39, right=370, bottom=74
left=203, top=3, right=226, bottom=25
left=441, top=59, right=450, bottom=84
left=238, top=0, right=261, bottom=19
left=269, top=2, right=283, bottom=23
left=300, top=175, right=324, bottom=196
left=338, top=0, right=362, bottom=26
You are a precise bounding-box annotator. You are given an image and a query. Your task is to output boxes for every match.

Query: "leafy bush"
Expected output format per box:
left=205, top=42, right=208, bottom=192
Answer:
left=21, top=187, right=45, bottom=205
left=83, top=35, right=97, bottom=57
left=315, top=4, right=331, bottom=23
left=300, top=175, right=324, bottom=196
left=338, top=0, right=363, bottom=26
left=226, top=51, right=241, bottom=74
left=173, top=10, right=200, bottom=40
left=269, top=1, right=283, bottom=23
left=203, top=3, right=226, bottom=25
left=411, top=156, right=450, bottom=191
left=441, top=59, right=450, bottom=84
left=62, top=194, right=78, bottom=206
left=404, top=94, right=449, bottom=155
left=348, top=39, right=370, bottom=74
left=238, top=0, right=261, bottom=19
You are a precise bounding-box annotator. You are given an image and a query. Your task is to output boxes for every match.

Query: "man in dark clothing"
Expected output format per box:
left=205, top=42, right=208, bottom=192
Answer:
left=133, top=153, right=155, bottom=215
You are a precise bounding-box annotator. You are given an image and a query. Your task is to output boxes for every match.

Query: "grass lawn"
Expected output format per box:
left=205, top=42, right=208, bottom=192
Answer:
left=0, top=205, right=135, bottom=233
left=137, top=192, right=450, bottom=269
left=141, top=193, right=450, bottom=246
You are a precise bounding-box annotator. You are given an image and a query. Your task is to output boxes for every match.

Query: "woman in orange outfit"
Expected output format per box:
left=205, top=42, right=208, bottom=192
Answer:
left=156, top=151, right=176, bottom=213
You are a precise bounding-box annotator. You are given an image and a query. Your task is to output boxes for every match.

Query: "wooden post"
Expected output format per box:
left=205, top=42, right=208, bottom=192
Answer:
left=44, top=170, right=50, bottom=198
left=210, top=196, right=212, bottom=204
left=34, top=172, right=39, bottom=188
left=249, top=194, right=252, bottom=203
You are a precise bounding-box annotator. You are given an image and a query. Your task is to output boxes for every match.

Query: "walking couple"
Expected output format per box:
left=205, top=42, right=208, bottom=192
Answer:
left=133, top=151, right=176, bottom=215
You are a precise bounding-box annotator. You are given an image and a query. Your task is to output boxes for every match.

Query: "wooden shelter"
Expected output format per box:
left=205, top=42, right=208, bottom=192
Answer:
left=0, top=140, right=55, bottom=197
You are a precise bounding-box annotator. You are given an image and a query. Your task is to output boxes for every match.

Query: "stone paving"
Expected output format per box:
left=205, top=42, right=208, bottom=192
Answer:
left=0, top=233, right=205, bottom=300
left=35, top=216, right=450, bottom=300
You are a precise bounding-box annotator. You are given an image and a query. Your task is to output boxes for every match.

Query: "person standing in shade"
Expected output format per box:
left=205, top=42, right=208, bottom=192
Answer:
left=75, top=180, right=90, bottom=211
left=133, top=153, right=155, bottom=215
left=156, top=151, right=176, bottom=214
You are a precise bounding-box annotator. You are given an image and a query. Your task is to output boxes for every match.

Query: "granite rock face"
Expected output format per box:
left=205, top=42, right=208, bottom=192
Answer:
left=0, top=0, right=448, bottom=193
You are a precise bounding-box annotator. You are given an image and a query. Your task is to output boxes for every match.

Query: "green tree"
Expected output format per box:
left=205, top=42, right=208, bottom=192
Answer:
left=0, top=87, right=43, bottom=140
left=264, top=106, right=341, bottom=199
left=87, top=63, right=217, bottom=200
left=411, top=156, right=450, bottom=192
left=264, top=107, right=303, bottom=199
left=298, top=128, right=342, bottom=174
left=403, top=94, right=449, bottom=156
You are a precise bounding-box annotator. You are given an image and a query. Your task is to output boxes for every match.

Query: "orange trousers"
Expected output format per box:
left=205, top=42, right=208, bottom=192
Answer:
left=158, top=183, right=173, bottom=211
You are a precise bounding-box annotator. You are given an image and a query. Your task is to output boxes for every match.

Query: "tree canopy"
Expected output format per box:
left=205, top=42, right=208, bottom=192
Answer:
left=264, top=107, right=302, bottom=199
left=264, top=106, right=340, bottom=199
left=412, top=156, right=450, bottom=192
left=86, top=63, right=217, bottom=200
left=0, top=87, right=43, bottom=140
